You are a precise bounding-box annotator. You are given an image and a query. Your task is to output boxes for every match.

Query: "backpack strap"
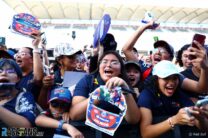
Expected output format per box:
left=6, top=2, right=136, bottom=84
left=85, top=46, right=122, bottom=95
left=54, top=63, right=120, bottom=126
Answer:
left=142, top=66, right=153, bottom=81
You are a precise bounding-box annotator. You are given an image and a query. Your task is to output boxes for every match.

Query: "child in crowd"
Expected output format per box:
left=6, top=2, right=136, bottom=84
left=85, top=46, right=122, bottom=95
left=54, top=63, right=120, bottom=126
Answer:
left=35, top=87, right=84, bottom=138
left=0, top=58, right=38, bottom=127
left=125, top=61, right=142, bottom=99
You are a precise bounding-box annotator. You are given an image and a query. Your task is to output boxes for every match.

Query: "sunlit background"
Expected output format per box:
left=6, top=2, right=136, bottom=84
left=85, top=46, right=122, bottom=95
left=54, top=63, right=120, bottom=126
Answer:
left=1, top=0, right=208, bottom=52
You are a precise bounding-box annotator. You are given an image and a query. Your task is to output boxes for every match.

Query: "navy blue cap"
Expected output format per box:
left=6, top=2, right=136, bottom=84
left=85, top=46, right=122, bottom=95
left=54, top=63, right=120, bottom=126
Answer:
left=154, top=40, right=174, bottom=60
left=0, top=50, right=13, bottom=59
left=49, top=87, right=72, bottom=103
left=100, top=33, right=117, bottom=52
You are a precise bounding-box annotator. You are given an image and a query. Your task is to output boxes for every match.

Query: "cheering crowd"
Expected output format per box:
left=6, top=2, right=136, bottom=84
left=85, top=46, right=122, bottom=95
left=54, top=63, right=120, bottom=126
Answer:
left=0, top=19, right=208, bottom=138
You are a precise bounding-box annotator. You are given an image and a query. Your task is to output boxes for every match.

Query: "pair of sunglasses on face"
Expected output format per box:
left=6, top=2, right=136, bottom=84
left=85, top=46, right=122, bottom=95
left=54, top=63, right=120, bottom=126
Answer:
left=50, top=101, right=70, bottom=109
left=0, top=68, right=16, bottom=74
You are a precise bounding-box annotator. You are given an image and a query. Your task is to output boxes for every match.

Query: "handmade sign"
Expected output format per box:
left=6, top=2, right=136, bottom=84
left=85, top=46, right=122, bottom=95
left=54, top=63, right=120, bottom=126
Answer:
left=93, top=14, right=111, bottom=48
left=11, top=13, right=41, bottom=38
left=85, top=86, right=127, bottom=136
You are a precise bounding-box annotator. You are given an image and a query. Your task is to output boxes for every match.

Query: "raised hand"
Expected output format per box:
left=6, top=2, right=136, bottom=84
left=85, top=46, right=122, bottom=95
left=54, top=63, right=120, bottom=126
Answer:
left=105, top=77, right=129, bottom=90
left=188, top=40, right=208, bottom=69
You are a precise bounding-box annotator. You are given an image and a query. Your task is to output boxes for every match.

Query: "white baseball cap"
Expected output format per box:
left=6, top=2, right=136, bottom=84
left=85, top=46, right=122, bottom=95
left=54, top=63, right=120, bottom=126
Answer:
left=152, top=60, right=180, bottom=78
left=53, top=42, right=81, bottom=58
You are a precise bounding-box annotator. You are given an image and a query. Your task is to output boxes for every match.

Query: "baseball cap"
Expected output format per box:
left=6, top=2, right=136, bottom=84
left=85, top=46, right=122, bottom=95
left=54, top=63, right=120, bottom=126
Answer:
left=53, top=42, right=81, bottom=58
left=0, top=50, right=13, bottom=59
left=49, top=87, right=72, bottom=103
left=125, top=61, right=141, bottom=72
left=152, top=60, right=180, bottom=78
left=100, top=33, right=117, bottom=52
left=7, top=49, right=16, bottom=58
left=154, top=40, right=174, bottom=60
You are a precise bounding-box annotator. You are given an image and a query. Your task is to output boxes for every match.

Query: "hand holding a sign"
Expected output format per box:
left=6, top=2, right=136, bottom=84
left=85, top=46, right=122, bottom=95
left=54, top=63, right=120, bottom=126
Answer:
left=93, top=14, right=111, bottom=48
left=31, top=31, right=42, bottom=48
left=105, top=77, right=129, bottom=91
left=11, top=13, right=41, bottom=38
left=105, top=77, right=139, bottom=124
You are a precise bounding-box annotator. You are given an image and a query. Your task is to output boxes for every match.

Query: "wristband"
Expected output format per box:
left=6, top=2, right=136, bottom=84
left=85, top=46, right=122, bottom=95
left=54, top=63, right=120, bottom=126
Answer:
left=56, top=120, right=65, bottom=132
left=33, top=49, right=40, bottom=54
left=168, top=117, right=175, bottom=129
left=121, top=87, right=134, bottom=95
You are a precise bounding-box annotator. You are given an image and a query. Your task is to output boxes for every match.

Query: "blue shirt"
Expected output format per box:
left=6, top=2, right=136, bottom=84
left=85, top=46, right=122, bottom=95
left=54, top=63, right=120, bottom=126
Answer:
left=54, top=70, right=63, bottom=85
left=137, top=85, right=194, bottom=117
left=3, top=91, right=38, bottom=126
left=138, top=60, right=153, bottom=81
left=74, top=72, right=120, bottom=114
left=181, top=68, right=207, bottom=99
left=17, top=71, right=41, bottom=101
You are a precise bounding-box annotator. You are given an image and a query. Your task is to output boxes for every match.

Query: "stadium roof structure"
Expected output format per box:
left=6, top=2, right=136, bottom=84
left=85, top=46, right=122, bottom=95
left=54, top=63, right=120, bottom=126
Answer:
left=3, top=0, right=208, bottom=29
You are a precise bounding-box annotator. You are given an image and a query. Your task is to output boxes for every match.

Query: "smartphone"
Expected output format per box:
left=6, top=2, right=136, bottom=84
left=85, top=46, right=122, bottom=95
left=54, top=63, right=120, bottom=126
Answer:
left=195, top=98, right=208, bottom=107
left=41, top=32, right=47, bottom=45
left=184, top=107, right=192, bottom=117
left=189, top=33, right=206, bottom=60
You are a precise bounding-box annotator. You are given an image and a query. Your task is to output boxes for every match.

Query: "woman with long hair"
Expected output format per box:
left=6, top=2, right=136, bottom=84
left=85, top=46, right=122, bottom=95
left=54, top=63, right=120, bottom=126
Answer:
left=70, top=51, right=140, bottom=124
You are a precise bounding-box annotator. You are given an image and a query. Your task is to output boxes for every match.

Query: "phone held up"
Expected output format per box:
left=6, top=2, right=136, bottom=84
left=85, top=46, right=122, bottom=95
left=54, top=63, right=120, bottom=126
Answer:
left=188, top=33, right=206, bottom=60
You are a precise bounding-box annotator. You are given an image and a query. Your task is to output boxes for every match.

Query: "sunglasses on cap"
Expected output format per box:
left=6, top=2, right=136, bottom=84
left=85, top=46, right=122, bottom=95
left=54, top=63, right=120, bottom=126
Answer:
left=153, top=48, right=168, bottom=54
left=50, top=101, right=70, bottom=108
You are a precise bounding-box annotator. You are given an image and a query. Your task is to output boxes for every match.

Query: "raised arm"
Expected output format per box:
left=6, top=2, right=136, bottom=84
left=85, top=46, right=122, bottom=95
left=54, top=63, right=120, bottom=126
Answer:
left=32, top=33, right=44, bottom=84
left=182, top=40, right=208, bottom=93
left=122, top=21, right=158, bottom=62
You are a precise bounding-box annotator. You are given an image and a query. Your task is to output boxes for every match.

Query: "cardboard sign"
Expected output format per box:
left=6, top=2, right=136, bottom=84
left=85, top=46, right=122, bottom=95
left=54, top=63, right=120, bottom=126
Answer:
left=63, top=71, right=86, bottom=88
left=85, top=86, right=127, bottom=136
left=93, top=14, right=111, bottom=48
left=11, top=13, right=41, bottom=38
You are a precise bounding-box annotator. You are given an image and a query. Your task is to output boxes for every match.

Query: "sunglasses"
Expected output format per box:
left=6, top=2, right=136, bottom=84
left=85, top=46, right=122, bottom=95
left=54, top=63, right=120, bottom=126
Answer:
left=0, top=68, right=16, bottom=74
left=100, top=60, right=120, bottom=67
left=153, top=48, right=168, bottom=54
left=50, top=101, right=70, bottom=108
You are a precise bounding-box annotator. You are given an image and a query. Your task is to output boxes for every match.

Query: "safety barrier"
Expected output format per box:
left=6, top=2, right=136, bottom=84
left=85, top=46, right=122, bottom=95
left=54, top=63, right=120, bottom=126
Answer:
left=1, top=117, right=207, bottom=138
